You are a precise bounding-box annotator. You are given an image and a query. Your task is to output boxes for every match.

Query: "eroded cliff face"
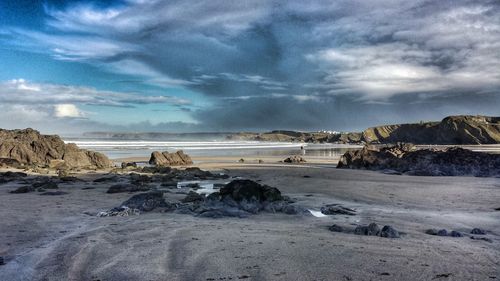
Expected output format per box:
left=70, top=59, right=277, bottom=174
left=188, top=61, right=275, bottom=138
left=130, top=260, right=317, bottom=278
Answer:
left=363, top=115, right=500, bottom=144
left=0, top=128, right=112, bottom=169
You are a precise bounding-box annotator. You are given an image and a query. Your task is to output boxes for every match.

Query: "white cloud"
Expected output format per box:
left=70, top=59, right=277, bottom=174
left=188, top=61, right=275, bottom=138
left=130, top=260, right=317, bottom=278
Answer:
left=54, top=104, right=84, bottom=118
left=0, top=79, right=191, bottom=107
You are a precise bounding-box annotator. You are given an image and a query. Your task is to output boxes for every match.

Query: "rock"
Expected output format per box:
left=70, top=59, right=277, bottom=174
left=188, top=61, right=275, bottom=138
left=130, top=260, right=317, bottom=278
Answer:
left=106, top=184, right=150, bottom=194
left=338, top=143, right=500, bottom=177
left=238, top=158, right=245, bottom=163
left=470, top=228, right=486, bottom=235
left=219, top=180, right=283, bottom=203
left=181, top=191, right=204, bottom=203
left=58, top=176, right=82, bottom=182
left=437, top=229, right=448, bottom=236
left=121, top=162, right=138, bottom=169
left=283, top=155, right=306, bottom=163
left=39, top=191, right=68, bottom=196
left=470, top=236, right=492, bottom=243
left=0, top=128, right=112, bottom=169
left=10, top=185, right=35, bottom=193
left=93, top=175, right=118, bottom=183
left=380, top=225, right=400, bottom=238
left=149, top=150, right=193, bottom=166
left=354, top=223, right=380, bottom=236
left=328, top=224, right=344, bottom=232
left=98, top=206, right=140, bottom=217
left=0, top=171, right=28, bottom=183
left=129, top=173, right=152, bottom=186
left=449, top=231, right=463, bottom=237
left=320, top=204, right=356, bottom=216
left=0, top=256, right=4, bottom=265
left=425, top=229, right=438, bottom=235
left=120, top=191, right=171, bottom=212
left=34, top=182, right=58, bottom=189
left=258, top=159, right=264, bottom=164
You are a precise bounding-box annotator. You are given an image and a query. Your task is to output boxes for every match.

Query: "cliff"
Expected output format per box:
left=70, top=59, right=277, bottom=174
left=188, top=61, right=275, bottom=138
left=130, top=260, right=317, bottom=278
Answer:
left=363, top=115, right=500, bottom=144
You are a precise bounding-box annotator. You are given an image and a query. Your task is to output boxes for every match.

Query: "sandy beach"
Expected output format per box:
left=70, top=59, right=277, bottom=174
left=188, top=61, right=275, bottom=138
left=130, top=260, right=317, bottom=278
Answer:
left=0, top=157, right=499, bottom=281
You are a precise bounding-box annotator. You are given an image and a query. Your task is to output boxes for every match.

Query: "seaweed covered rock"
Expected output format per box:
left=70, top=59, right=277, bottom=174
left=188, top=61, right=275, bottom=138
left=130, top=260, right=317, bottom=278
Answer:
left=338, top=143, right=500, bottom=177
left=120, top=191, right=173, bottom=212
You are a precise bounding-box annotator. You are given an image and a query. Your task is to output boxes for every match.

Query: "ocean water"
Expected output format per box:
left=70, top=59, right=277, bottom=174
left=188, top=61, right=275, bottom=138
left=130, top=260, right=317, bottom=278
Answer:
left=63, top=138, right=361, bottom=160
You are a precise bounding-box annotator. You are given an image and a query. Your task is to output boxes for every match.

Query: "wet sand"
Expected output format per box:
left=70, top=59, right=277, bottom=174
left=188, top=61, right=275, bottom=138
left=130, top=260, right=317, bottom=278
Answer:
left=0, top=160, right=499, bottom=281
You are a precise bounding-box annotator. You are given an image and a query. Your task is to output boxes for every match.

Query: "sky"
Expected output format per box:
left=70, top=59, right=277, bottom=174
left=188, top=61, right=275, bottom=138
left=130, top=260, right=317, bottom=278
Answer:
left=0, top=0, right=499, bottom=134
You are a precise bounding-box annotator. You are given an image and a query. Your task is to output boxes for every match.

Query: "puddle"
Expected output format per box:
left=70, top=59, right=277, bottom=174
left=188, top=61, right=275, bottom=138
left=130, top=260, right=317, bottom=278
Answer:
left=308, top=209, right=328, bottom=218
left=176, top=180, right=229, bottom=195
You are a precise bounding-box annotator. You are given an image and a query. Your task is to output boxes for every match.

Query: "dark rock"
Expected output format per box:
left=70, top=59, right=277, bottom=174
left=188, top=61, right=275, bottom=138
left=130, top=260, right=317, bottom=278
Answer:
left=470, top=236, right=492, bottom=243
left=338, top=143, right=500, bottom=177
left=219, top=180, right=283, bottom=203
left=380, top=225, right=400, bottom=238
left=471, top=228, right=486, bottom=235
left=58, top=176, right=82, bottom=182
left=238, top=158, right=245, bottom=163
left=149, top=150, right=193, bottom=166
left=10, top=185, right=35, bottom=193
left=450, top=231, right=463, bottom=237
left=181, top=191, right=204, bottom=203
left=328, top=224, right=344, bottom=232
left=283, top=155, right=306, bottom=163
left=354, top=223, right=380, bottom=236
left=320, top=204, right=356, bottom=216
left=121, top=162, right=138, bottom=169
left=120, top=191, right=171, bottom=212
left=106, top=183, right=150, bottom=194
left=425, top=229, right=438, bottom=235
left=0, top=256, right=4, bottom=265
left=437, top=229, right=448, bottom=236
left=93, top=175, right=118, bottom=183
left=34, top=182, right=58, bottom=189
left=39, top=191, right=68, bottom=196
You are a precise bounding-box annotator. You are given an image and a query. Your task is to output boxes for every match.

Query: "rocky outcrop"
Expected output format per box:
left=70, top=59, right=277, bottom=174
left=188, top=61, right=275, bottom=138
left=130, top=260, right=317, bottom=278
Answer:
left=0, top=128, right=112, bottom=169
left=337, top=143, right=500, bottom=177
left=148, top=150, right=193, bottom=166
left=363, top=115, right=500, bottom=144
left=283, top=155, right=306, bottom=163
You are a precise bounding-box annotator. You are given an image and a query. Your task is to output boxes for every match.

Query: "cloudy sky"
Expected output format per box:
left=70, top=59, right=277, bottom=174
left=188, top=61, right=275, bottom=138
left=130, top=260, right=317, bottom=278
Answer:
left=0, top=0, right=499, bottom=134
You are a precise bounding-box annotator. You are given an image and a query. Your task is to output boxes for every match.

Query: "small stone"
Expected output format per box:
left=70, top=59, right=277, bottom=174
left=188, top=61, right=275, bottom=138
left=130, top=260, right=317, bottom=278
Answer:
left=380, top=225, right=400, bottom=238
left=328, top=224, right=343, bottom=232
left=354, top=223, right=380, bottom=236
left=470, top=228, right=486, bottom=235
left=449, top=231, right=463, bottom=237
left=437, top=229, right=448, bottom=236
left=425, top=229, right=438, bottom=235
left=470, top=236, right=492, bottom=243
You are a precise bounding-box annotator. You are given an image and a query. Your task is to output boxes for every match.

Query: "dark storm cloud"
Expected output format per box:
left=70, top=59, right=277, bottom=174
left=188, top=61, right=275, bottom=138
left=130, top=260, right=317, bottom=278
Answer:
left=2, top=0, right=500, bottom=131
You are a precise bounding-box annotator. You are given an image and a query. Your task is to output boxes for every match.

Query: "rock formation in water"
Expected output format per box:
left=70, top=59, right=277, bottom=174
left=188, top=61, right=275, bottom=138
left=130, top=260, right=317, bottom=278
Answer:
left=148, top=150, right=193, bottom=166
left=0, top=128, right=112, bottom=169
left=363, top=115, right=500, bottom=144
left=337, top=143, right=500, bottom=177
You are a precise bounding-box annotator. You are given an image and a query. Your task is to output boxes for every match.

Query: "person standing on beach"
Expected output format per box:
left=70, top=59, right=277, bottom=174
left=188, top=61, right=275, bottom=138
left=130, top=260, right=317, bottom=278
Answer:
left=300, top=145, right=306, bottom=155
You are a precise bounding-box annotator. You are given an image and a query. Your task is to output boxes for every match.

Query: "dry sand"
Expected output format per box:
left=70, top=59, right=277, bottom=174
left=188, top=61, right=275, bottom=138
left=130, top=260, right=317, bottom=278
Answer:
left=0, top=159, right=499, bottom=281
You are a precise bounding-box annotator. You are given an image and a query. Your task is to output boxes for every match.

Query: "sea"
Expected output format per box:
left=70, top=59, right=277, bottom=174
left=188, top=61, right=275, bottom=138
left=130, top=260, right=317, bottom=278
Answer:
left=63, top=134, right=361, bottom=160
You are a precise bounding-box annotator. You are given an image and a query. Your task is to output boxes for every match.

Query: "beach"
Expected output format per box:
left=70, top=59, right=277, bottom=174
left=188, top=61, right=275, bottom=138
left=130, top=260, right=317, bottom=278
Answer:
left=0, top=147, right=499, bottom=281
